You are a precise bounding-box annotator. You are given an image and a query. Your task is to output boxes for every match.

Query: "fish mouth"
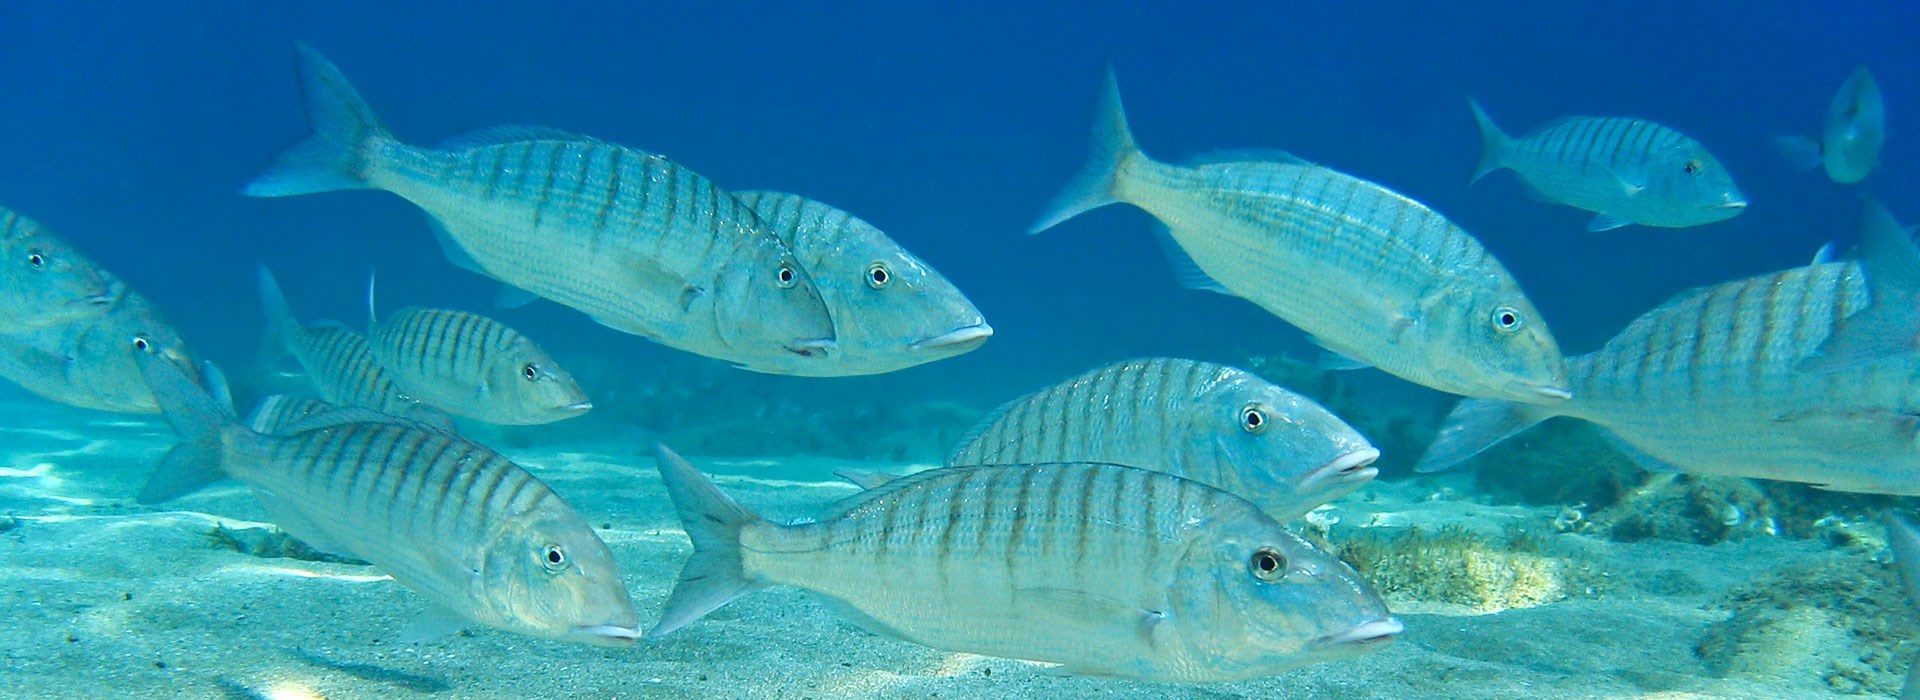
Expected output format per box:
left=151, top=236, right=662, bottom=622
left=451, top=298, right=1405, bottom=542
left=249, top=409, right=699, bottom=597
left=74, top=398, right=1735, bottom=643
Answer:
left=1295, top=447, right=1381, bottom=495
left=1318, top=617, right=1403, bottom=648
left=1717, top=200, right=1749, bottom=210
left=561, top=401, right=594, bottom=413
left=785, top=337, right=838, bottom=358
left=910, top=323, right=994, bottom=351
left=573, top=623, right=643, bottom=645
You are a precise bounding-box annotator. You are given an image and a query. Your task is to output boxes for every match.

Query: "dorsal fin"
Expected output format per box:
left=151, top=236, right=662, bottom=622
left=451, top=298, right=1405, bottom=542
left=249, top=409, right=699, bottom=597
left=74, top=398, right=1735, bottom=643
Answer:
left=1183, top=149, right=1311, bottom=167
left=436, top=124, right=605, bottom=150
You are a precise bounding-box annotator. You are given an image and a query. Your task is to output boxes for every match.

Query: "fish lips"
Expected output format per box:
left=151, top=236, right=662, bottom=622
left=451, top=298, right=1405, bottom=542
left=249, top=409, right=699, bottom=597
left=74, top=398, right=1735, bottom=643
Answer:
left=573, top=623, right=644, bottom=646
left=1317, top=617, right=1403, bottom=650
left=1295, top=447, right=1381, bottom=496
left=785, top=337, right=839, bottom=358
left=910, top=323, right=994, bottom=352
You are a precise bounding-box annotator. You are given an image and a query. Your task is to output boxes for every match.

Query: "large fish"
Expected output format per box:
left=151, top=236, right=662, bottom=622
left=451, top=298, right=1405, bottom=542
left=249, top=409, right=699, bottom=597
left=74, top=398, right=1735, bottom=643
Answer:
left=1032, top=71, right=1568, bottom=405
left=0, top=284, right=217, bottom=414
left=729, top=191, right=990, bottom=376
left=1418, top=200, right=1920, bottom=495
left=243, top=44, right=837, bottom=372
left=1468, top=99, right=1747, bottom=232
left=649, top=444, right=1399, bottom=682
left=367, top=279, right=590, bottom=425
left=257, top=266, right=454, bottom=431
left=0, top=205, right=117, bottom=331
left=133, top=353, right=640, bottom=646
left=1778, top=66, right=1884, bottom=185
left=941, top=358, right=1378, bottom=520
left=1886, top=514, right=1920, bottom=700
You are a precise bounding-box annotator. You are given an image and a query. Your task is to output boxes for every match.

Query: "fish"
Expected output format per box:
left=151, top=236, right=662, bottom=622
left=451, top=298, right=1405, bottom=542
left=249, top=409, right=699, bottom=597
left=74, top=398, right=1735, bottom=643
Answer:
left=1417, top=200, right=1920, bottom=495
left=1777, top=66, right=1884, bottom=184
left=256, top=265, right=455, bottom=431
left=0, top=283, right=219, bottom=414
left=366, top=277, right=591, bottom=425
left=0, top=205, right=118, bottom=332
left=1032, top=70, right=1569, bottom=405
left=1886, top=513, right=1920, bottom=700
left=242, top=44, right=838, bottom=372
left=941, top=358, right=1378, bottom=520
left=649, top=444, right=1399, bottom=682
left=132, top=352, right=641, bottom=646
left=1468, top=99, right=1746, bottom=232
left=725, top=190, right=990, bottom=376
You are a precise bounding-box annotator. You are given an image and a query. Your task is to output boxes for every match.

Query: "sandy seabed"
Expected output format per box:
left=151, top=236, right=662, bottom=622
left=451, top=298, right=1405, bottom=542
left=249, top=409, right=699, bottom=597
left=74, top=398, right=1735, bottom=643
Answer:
left=0, top=396, right=1900, bottom=700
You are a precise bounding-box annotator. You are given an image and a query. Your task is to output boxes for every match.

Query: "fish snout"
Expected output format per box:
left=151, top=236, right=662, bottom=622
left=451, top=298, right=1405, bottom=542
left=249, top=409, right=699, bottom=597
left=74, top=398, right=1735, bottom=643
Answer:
left=785, top=337, right=838, bottom=358
left=1717, top=198, right=1749, bottom=210
left=910, top=322, right=994, bottom=352
left=573, top=623, right=643, bottom=646
left=1317, top=617, right=1403, bottom=649
left=560, top=401, right=594, bottom=413
left=1295, top=447, right=1381, bottom=495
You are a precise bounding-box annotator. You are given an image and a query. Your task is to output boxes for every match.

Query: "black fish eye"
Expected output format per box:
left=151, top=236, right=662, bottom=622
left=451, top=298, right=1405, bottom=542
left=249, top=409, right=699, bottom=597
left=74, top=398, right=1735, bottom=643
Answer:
left=131, top=336, right=151, bottom=352
left=776, top=265, right=797, bottom=288
left=541, top=544, right=568, bottom=572
left=1250, top=547, right=1287, bottom=583
left=1239, top=405, right=1268, bottom=434
left=521, top=363, right=539, bottom=381
left=866, top=262, right=892, bottom=289
left=27, top=253, right=44, bottom=268
left=1492, top=307, right=1522, bottom=332
left=1683, top=160, right=1701, bottom=175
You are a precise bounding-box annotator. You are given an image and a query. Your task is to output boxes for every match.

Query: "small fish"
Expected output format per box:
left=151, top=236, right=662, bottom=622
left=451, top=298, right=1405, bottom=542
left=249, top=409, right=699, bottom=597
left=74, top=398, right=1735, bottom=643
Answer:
left=1777, top=66, right=1884, bottom=184
left=0, top=284, right=217, bottom=414
left=133, top=353, right=640, bottom=646
left=1418, top=200, right=1920, bottom=495
left=0, top=205, right=117, bottom=331
left=729, top=191, right=990, bottom=376
left=243, top=44, right=837, bottom=371
left=1469, top=99, right=1746, bottom=231
left=1033, top=70, right=1569, bottom=404
left=1886, top=514, right=1920, bottom=700
left=257, top=266, right=454, bottom=431
left=650, top=444, right=1398, bottom=682
left=945, top=358, right=1377, bottom=520
left=366, top=277, right=590, bottom=425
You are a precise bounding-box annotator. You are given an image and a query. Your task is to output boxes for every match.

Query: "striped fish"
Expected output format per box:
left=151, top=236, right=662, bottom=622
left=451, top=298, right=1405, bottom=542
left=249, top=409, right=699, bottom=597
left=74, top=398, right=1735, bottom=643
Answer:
left=1418, top=201, right=1920, bottom=495
left=1469, top=99, right=1746, bottom=231
left=0, top=282, right=216, bottom=414
left=944, top=358, right=1377, bottom=520
left=242, top=44, right=837, bottom=372
left=650, top=445, right=1398, bottom=682
left=1778, top=66, right=1884, bottom=185
left=0, top=205, right=117, bottom=332
left=367, top=280, right=590, bottom=425
left=133, top=354, right=640, bottom=646
left=730, top=191, right=990, bottom=376
left=1032, top=71, right=1569, bottom=405
left=257, top=266, right=454, bottom=431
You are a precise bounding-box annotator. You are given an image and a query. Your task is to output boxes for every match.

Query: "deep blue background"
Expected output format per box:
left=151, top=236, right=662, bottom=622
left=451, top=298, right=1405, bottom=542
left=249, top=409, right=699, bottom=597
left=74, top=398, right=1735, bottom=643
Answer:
left=0, top=1, right=1914, bottom=419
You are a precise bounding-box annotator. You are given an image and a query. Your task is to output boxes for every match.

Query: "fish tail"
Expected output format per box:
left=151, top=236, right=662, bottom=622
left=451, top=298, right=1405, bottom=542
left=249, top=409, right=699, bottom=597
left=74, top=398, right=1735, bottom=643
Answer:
left=1467, top=98, right=1511, bottom=185
left=1801, top=199, right=1920, bottom=372
left=134, top=352, right=240, bottom=504
left=650, top=443, right=769, bottom=638
left=243, top=43, right=391, bottom=197
left=1028, top=66, right=1141, bottom=235
left=1772, top=135, right=1823, bottom=172
left=1413, top=397, right=1550, bottom=473
left=254, top=264, right=302, bottom=366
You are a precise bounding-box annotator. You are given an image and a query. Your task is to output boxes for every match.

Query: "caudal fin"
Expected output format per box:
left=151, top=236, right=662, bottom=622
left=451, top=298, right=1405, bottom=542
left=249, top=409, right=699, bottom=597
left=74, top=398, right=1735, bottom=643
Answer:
left=650, top=443, right=768, bottom=637
left=243, top=43, right=390, bottom=197
left=1801, top=199, right=1920, bottom=372
left=1467, top=98, right=1511, bottom=185
left=255, top=265, right=304, bottom=368
left=135, top=352, right=240, bottom=504
left=1028, top=68, right=1142, bottom=235
left=1413, top=397, right=1550, bottom=473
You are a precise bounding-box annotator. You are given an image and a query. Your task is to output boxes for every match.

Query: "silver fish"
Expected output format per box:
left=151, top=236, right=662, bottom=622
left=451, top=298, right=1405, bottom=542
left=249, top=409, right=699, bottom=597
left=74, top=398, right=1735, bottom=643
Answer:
left=134, top=353, right=640, bottom=646
left=0, top=206, right=117, bottom=331
left=0, top=283, right=215, bottom=414
left=1778, top=66, right=1885, bottom=184
left=650, top=444, right=1399, bottom=682
left=1419, top=200, right=1920, bottom=495
left=730, top=191, right=990, bottom=376
left=943, top=358, right=1377, bottom=520
left=367, top=278, right=590, bottom=425
left=257, top=266, right=454, bottom=431
left=1033, top=71, right=1568, bottom=404
left=243, top=44, right=837, bottom=371
left=1469, top=99, right=1746, bottom=231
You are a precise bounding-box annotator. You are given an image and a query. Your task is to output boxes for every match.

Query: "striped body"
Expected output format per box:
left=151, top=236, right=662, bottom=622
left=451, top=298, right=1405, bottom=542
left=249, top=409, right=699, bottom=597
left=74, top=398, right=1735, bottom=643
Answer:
left=0, top=287, right=203, bottom=413
left=0, top=206, right=115, bottom=332
left=279, top=323, right=453, bottom=430
left=1476, top=108, right=1745, bottom=229
left=947, top=358, right=1376, bottom=520
left=368, top=306, right=588, bottom=425
left=731, top=191, right=990, bottom=376
left=742, top=462, right=1391, bottom=681
left=246, top=395, right=335, bottom=434
left=1546, top=262, right=1920, bottom=493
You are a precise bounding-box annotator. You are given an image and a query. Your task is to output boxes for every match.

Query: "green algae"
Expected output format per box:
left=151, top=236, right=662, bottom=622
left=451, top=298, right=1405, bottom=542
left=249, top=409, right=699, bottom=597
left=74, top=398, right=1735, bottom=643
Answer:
left=1335, top=524, right=1608, bottom=613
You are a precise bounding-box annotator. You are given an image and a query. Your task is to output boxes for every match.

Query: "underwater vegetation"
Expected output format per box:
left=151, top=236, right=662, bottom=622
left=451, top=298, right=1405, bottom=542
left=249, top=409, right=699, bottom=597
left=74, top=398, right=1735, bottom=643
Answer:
left=1334, top=524, right=1609, bottom=614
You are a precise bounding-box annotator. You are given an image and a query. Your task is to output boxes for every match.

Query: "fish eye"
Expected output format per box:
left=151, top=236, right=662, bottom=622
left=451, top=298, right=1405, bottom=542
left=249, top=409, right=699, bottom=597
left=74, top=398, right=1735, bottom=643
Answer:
left=1492, top=306, right=1522, bottom=333
left=521, top=363, right=539, bottom=381
left=27, top=253, right=44, bottom=268
left=131, top=336, right=151, bottom=352
left=1239, top=405, right=1269, bottom=434
left=1249, top=546, right=1287, bottom=583
left=1683, top=160, right=1701, bottom=176
left=541, top=544, right=568, bottom=573
left=866, top=262, right=892, bottom=289
left=776, top=264, right=797, bottom=288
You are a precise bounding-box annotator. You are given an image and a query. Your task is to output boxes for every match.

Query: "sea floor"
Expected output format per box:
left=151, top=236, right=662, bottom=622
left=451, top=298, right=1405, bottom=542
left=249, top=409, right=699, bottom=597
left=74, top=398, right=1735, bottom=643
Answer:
left=0, top=398, right=1905, bottom=699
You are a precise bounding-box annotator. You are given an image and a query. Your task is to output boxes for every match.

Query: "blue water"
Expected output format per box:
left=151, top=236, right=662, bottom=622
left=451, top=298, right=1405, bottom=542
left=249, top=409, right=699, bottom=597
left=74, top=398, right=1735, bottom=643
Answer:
left=1, top=2, right=1917, bottom=696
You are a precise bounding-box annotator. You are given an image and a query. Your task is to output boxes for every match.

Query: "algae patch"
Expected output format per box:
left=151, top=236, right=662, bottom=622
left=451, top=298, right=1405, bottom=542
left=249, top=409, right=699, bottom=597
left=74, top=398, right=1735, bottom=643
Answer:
left=1336, top=524, right=1606, bottom=613
left=206, top=522, right=367, bottom=565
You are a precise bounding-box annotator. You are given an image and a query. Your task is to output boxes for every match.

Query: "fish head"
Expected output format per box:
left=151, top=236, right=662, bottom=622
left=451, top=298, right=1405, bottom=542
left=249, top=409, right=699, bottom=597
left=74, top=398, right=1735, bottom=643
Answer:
left=0, top=213, right=118, bottom=331
left=1191, top=368, right=1378, bottom=518
left=488, top=336, right=592, bottom=423
left=1167, top=517, right=1397, bottom=679
left=71, top=293, right=200, bottom=413
left=821, top=235, right=991, bottom=372
left=1651, top=143, right=1745, bottom=224
left=709, top=239, right=838, bottom=363
left=1426, top=284, right=1571, bottom=405
left=479, top=509, right=641, bottom=647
